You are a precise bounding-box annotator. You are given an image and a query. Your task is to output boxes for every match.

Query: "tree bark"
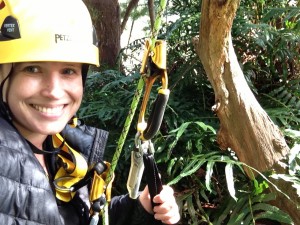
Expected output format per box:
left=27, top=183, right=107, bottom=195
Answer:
left=84, top=0, right=121, bottom=68
left=193, top=0, right=299, bottom=223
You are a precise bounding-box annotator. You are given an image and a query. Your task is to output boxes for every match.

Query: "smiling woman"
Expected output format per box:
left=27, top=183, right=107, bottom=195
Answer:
left=0, top=0, right=180, bottom=225
left=6, top=62, right=83, bottom=147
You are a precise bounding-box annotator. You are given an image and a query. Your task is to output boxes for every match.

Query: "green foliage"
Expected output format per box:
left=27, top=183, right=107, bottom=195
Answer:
left=212, top=179, right=293, bottom=225
left=233, top=0, right=300, bottom=93
left=154, top=117, right=295, bottom=224
left=80, top=70, right=139, bottom=128
left=79, top=69, right=140, bottom=164
left=270, top=140, right=300, bottom=197
left=261, top=79, right=300, bottom=130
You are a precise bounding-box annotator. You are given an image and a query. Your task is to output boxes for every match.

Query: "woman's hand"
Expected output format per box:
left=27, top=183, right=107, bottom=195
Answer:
left=139, top=185, right=180, bottom=224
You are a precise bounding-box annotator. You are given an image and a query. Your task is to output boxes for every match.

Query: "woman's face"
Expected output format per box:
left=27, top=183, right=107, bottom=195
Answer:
left=7, top=62, right=83, bottom=140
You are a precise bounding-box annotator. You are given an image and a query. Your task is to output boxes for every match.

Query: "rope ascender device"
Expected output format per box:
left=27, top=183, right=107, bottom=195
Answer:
left=126, top=0, right=169, bottom=207
left=127, top=39, right=169, bottom=207
left=102, top=0, right=169, bottom=224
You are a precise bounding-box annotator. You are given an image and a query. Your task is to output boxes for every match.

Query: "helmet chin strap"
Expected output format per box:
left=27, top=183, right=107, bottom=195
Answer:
left=0, top=63, right=13, bottom=121
left=82, top=64, right=89, bottom=87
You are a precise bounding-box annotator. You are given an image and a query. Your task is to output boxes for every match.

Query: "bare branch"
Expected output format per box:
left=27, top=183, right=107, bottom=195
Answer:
left=121, top=0, right=140, bottom=34
left=148, top=0, right=155, bottom=31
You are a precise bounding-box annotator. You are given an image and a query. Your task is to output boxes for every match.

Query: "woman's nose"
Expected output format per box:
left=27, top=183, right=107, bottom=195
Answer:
left=41, top=73, right=64, bottom=99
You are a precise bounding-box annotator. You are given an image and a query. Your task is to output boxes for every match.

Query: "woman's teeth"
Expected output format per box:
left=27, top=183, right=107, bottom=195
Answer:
left=32, top=104, right=63, bottom=114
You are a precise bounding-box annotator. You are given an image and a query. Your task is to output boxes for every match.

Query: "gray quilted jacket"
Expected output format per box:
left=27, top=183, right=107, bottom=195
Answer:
left=0, top=117, right=156, bottom=225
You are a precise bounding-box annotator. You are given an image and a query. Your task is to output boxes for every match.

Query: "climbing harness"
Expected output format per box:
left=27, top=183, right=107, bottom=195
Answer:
left=52, top=118, right=114, bottom=224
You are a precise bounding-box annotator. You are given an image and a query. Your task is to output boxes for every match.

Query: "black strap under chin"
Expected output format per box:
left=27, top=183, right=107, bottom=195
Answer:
left=0, top=74, right=12, bottom=121
left=27, top=137, right=60, bottom=155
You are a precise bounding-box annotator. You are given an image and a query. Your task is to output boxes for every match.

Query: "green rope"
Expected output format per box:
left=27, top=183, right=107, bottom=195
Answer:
left=150, top=0, right=167, bottom=51
left=106, top=77, right=144, bottom=183
left=102, top=0, right=167, bottom=224
left=101, top=77, right=144, bottom=225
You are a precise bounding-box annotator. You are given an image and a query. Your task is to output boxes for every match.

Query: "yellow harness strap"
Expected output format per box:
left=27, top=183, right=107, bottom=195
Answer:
left=53, top=133, right=88, bottom=202
left=89, top=162, right=115, bottom=216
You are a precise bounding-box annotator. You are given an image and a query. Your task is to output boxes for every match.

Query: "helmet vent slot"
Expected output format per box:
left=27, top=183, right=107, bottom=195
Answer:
left=0, top=16, right=21, bottom=41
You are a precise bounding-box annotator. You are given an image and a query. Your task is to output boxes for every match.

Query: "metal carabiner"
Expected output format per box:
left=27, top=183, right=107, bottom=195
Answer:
left=138, top=39, right=170, bottom=141
left=127, top=133, right=147, bottom=199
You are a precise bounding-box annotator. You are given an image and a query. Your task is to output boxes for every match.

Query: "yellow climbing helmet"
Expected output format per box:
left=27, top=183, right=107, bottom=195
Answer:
left=0, top=0, right=99, bottom=66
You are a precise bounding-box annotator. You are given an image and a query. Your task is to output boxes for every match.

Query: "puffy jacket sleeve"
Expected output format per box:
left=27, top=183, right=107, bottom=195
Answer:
left=109, top=194, right=157, bottom=225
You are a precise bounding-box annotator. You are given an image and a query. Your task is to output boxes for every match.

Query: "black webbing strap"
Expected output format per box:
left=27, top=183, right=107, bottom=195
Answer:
left=143, top=152, right=164, bottom=225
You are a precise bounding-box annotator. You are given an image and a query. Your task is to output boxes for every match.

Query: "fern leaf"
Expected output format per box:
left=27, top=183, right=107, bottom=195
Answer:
left=205, top=161, right=215, bottom=192
left=248, top=203, right=294, bottom=224
left=225, top=162, right=237, bottom=201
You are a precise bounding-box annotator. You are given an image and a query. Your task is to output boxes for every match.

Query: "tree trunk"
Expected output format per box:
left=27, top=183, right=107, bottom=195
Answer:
left=84, top=0, right=121, bottom=68
left=192, top=0, right=300, bottom=223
